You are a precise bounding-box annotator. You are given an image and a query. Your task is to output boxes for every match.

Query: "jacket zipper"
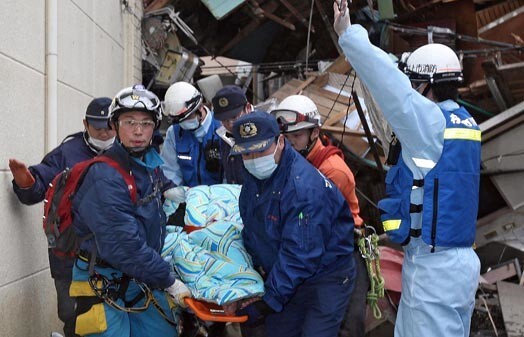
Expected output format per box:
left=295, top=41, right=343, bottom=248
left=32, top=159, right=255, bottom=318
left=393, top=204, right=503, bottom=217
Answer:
left=197, top=143, right=202, bottom=185
left=431, top=178, right=439, bottom=253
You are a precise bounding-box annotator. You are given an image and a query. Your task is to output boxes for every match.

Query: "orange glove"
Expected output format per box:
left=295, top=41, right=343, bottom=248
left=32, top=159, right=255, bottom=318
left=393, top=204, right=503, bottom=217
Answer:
left=8, top=159, right=36, bottom=188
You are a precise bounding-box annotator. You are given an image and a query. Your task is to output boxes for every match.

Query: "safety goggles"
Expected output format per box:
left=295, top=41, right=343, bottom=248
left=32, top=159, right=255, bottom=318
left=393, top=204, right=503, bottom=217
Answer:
left=271, top=109, right=315, bottom=131
left=118, top=119, right=156, bottom=130
left=114, top=84, right=161, bottom=112
left=168, top=94, right=203, bottom=124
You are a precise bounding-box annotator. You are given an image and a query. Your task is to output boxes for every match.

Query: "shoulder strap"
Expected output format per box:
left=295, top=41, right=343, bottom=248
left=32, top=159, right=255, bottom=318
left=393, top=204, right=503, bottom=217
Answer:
left=310, top=145, right=344, bottom=168
left=90, top=156, right=137, bottom=203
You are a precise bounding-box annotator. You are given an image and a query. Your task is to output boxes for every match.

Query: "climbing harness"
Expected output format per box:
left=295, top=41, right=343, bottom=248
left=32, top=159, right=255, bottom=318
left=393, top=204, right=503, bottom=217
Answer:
left=358, top=225, right=385, bottom=319
left=88, top=272, right=179, bottom=326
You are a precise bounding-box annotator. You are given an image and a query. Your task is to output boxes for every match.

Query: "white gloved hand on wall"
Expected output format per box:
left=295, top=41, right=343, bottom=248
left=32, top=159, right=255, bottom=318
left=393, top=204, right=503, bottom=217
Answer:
left=166, top=279, right=192, bottom=308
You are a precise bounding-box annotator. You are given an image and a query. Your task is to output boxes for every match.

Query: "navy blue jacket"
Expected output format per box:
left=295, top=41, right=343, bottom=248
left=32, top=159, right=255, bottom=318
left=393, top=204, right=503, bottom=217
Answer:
left=219, top=138, right=245, bottom=184
left=13, top=132, right=97, bottom=205
left=72, top=142, right=176, bottom=289
left=12, top=132, right=98, bottom=279
left=239, top=141, right=355, bottom=312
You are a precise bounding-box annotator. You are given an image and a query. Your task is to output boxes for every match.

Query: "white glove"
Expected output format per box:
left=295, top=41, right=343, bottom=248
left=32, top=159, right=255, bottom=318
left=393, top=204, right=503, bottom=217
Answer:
left=164, top=186, right=188, bottom=204
left=166, top=279, right=192, bottom=308
left=333, top=0, right=351, bottom=37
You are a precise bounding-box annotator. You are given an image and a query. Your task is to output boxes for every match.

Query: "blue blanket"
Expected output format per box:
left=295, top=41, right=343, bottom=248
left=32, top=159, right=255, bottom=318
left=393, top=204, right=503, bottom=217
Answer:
left=162, top=184, right=264, bottom=305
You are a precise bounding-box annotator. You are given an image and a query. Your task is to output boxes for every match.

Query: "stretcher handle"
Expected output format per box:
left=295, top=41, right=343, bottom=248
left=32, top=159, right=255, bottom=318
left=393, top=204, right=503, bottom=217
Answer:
left=184, top=298, right=248, bottom=323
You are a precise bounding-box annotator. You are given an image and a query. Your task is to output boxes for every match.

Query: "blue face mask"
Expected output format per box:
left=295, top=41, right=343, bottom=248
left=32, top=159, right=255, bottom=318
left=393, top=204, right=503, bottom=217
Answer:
left=179, top=117, right=200, bottom=131
left=243, top=139, right=279, bottom=180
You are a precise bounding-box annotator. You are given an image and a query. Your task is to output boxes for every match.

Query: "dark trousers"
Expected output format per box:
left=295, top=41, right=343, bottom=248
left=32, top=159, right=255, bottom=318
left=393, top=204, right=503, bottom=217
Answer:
left=54, top=278, right=80, bottom=337
left=338, top=251, right=370, bottom=337
left=264, top=261, right=355, bottom=337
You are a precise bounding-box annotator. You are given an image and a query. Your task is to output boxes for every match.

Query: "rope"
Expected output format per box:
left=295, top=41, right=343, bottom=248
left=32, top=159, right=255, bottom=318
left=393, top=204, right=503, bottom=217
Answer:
left=358, top=227, right=385, bottom=319
left=88, top=273, right=179, bottom=326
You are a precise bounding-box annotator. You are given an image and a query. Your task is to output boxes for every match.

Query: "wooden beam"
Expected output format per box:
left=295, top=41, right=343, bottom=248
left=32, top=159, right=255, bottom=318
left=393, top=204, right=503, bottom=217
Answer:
left=323, top=107, right=355, bottom=127
left=249, top=0, right=295, bottom=31
left=292, top=76, right=317, bottom=94
left=497, top=281, right=524, bottom=337
left=278, top=0, right=315, bottom=32
left=481, top=258, right=520, bottom=284
left=219, top=1, right=280, bottom=55
left=321, top=125, right=370, bottom=137
left=483, top=60, right=516, bottom=110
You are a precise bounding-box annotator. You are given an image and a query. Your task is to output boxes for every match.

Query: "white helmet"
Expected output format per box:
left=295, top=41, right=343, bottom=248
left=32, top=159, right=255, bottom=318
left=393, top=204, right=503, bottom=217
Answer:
left=108, top=84, right=162, bottom=128
left=163, top=81, right=203, bottom=123
left=271, top=95, right=321, bottom=133
left=401, top=43, right=463, bottom=83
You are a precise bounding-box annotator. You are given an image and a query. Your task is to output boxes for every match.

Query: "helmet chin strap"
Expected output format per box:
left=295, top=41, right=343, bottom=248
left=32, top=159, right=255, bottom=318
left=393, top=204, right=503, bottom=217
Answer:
left=298, top=133, right=317, bottom=157
left=422, top=83, right=432, bottom=97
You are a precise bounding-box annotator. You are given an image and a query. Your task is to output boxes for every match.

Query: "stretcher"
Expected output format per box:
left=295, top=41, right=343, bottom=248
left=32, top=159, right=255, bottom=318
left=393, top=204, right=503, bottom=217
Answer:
left=184, top=298, right=248, bottom=323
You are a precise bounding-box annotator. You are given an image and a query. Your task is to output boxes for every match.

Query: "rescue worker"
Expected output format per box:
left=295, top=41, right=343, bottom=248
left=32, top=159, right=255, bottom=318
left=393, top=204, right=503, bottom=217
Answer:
left=272, top=95, right=363, bottom=225
left=231, top=110, right=356, bottom=337
left=9, top=97, right=115, bottom=337
left=69, top=84, right=191, bottom=337
left=212, top=85, right=254, bottom=184
left=161, top=81, right=222, bottom=191
left=272, top=95, right=368, bottom=337
left=334, top=1, right=481, bottom=337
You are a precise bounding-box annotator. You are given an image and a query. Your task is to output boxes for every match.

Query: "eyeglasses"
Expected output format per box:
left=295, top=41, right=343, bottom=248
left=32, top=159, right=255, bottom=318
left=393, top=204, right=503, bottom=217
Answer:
left=167, top=94, right=203, bottom=124
left=271, top=109, right=316, bottom=131
left=114, top=84, right=161, bottom=112
left=118, top=119, right=156, bottom=130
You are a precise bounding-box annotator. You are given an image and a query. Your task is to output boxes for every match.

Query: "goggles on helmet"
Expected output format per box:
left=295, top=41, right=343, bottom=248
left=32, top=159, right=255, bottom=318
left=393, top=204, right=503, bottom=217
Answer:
left=271, top=109, right=316, bottom=132
left=167, top=94, right=203, bottom=124
left=114, top=84, right=161, bottom=112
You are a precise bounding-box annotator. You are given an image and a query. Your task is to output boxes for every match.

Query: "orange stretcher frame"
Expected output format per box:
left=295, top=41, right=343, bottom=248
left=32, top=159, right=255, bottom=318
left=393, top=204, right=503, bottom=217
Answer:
left=184, top=298, right=248, bottom=323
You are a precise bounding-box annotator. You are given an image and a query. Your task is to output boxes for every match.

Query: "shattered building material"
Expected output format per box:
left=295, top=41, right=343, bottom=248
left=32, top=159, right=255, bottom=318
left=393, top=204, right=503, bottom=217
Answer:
left=497, top=281, right=524, bottom=337
left=481, top=258, right=522, bottom=284
left=138, top=2, right=524, bottom=336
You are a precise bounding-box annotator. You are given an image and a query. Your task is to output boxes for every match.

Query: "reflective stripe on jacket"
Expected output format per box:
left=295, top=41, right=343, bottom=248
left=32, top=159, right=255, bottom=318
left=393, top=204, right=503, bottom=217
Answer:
left=171, top=118, right=222, bottom=187
left=379, top=106, right=481, bottom=247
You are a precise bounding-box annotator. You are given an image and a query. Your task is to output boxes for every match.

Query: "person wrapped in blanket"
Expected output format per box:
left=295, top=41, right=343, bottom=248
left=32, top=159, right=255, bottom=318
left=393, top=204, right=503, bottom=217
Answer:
left=162, top=184, right=265, bottom=304
left=227, top=110, right=357, bottom=337
left=70, top=84, right=191, bottom=337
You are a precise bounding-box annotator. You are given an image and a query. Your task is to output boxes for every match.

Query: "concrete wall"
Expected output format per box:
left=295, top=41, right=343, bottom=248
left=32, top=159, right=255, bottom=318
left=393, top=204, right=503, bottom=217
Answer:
left=0, top=0, right=143, bottom=335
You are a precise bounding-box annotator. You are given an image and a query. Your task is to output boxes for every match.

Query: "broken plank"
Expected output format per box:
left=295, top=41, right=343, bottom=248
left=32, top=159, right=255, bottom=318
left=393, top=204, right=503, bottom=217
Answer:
left=322, top=106, right=356, bottom=126
left=293, top=76, right=317, bottom=94
left=303, top=84, right=353, bottom=105
left=481, top=258, right=519, bottom=284
left=322, top=125, right=369, bottom=137
left=497, top=281, right=524, bottom=337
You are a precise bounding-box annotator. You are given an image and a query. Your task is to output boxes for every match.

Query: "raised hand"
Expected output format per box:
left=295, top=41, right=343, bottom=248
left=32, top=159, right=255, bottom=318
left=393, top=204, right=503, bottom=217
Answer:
left=333, top=0, right=351, bottom=36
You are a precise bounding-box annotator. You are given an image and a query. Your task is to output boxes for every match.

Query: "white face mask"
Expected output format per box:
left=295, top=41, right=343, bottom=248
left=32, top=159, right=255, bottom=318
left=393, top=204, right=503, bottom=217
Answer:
left=243, top=139, right=279, bottom=180
left=88, top=136, right=115, bottom=151
left=179, top=117, right=200, bottom=131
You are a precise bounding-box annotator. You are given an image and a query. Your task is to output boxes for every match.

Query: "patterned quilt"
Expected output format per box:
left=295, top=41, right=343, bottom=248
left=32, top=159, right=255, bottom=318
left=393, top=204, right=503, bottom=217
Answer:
left=162, top=184, right=264, bottom=305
